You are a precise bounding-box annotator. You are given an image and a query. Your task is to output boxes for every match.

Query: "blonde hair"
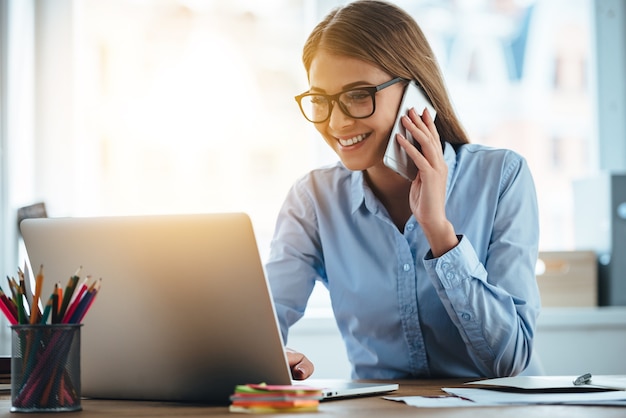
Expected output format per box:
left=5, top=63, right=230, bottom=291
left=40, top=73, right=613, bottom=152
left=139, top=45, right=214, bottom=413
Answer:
left=302, top=0, right=469, bottom=146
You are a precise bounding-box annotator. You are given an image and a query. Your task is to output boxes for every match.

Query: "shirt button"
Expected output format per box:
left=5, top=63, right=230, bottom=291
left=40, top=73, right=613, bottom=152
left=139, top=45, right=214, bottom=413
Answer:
left=403, top=263, right=411, bottom=272
left=406, top=223, right=415, bottom=231
left=461, top=313, right=471, bottom=321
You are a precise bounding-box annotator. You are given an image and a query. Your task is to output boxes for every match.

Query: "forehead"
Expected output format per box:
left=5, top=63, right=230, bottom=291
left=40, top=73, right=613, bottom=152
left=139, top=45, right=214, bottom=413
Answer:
left=308, top=51, right=391, bottom=92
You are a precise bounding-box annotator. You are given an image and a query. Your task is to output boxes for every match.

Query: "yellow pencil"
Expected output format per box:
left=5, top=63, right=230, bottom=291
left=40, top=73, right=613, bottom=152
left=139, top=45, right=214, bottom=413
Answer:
left=56, top=283, right=63, bottom=312
left=29, top=265, right=44, bottom=324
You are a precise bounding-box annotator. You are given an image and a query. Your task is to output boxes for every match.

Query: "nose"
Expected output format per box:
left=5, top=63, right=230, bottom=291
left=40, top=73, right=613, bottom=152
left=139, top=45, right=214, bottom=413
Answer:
left=327, top=100, right=354, bottom=130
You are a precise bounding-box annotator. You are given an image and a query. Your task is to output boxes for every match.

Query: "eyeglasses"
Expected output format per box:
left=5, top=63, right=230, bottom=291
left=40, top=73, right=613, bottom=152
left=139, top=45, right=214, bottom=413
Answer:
left=295, top=77, right=407, bottom=123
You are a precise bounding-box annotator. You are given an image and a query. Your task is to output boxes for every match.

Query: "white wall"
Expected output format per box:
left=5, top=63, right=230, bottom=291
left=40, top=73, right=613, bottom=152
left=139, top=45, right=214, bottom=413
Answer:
left=534, top=307, right=626, bottom=375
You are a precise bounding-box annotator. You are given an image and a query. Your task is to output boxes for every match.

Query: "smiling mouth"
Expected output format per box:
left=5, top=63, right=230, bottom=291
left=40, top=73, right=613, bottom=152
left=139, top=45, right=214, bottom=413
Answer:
left=338, top=133, right=368, bottom=147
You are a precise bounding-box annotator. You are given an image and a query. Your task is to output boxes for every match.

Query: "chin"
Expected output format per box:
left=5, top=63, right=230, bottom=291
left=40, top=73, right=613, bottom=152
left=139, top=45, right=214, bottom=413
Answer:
left=337, top=157, right=370, bottom=172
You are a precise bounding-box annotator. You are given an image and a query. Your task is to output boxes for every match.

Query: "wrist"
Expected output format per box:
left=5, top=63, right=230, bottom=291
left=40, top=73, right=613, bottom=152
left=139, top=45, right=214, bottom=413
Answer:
left=423, top=220, right=458, bottom=258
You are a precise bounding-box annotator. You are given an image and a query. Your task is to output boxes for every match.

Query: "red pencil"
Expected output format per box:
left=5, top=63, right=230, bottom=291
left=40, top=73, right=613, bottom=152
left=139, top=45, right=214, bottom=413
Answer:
left=73, top=279, right=101, bottom=323
left=0, top=297, right=17, bottom=324
left=0, top=288, right=17, bottom=319
left=61, top=279, right=88, bottom=324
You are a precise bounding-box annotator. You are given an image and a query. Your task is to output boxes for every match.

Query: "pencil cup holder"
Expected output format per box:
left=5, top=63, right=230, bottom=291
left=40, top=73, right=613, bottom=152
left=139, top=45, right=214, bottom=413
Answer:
left=10, top=324, right=82, bottom=413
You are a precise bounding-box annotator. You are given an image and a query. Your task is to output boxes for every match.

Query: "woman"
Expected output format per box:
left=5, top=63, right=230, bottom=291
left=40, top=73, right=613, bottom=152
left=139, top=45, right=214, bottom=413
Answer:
left=266, top=0, right=541, bottom=380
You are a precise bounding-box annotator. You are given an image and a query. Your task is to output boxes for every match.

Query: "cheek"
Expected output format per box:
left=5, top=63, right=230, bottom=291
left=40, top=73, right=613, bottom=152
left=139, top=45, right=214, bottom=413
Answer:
left=374, top=107, right=398, bottom=139
left=369, top=103, right=401, bottom=158
left=376, top=96, right=403, bottom=132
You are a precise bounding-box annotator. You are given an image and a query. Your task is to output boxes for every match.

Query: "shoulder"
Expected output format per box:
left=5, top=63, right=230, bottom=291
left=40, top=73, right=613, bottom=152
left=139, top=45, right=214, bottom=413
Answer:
left=450, top=143, right=536, bottom=198
left=457, top=143, right=524, bottom=164
left=455, top=144, right=531, bottom=183
left=279, top=162, right=355, bottom=224
left=291, top=161, right=353, bottom=193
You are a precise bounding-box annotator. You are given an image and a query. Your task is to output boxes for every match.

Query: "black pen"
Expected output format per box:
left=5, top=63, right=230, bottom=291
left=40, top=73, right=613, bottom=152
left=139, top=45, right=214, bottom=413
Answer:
left=573, top=372, right=592, bottom=385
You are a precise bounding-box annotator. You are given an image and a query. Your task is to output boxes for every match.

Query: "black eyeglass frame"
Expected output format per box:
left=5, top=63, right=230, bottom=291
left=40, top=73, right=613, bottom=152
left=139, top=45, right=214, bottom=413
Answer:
left=294, top=77, right=408, bottom=123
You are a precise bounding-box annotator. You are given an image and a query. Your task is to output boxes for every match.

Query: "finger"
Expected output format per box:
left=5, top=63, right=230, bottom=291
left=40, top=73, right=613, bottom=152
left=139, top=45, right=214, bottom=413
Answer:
left=403, top=110, right=430, bottom=150
left=420, top=108, right=439, bottom=140
left=291, top=358, right=314, bottom=380
left=403, top=109, right=441, bottom=160
left=407, top=107, right=438, bottom=144
left=396, top=131, right=427, bottom=167
left=291, top=362, right=312, bottom=380
left=286, top=350, right=314, bottom=380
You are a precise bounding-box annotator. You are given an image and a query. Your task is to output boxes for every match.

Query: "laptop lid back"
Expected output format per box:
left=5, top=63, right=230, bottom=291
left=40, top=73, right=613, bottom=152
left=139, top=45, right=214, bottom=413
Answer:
left=20, top=213, right=292, bottom=404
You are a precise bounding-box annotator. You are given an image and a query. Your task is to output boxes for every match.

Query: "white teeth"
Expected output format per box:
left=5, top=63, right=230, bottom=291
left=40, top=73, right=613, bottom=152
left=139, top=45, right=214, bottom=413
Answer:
left=338, top=134, right=366, bottom=146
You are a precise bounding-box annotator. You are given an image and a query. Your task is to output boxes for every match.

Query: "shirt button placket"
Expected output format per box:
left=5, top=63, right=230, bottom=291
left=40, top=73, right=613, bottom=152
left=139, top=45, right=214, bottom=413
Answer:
left=400, top=261, right=423, bottom=375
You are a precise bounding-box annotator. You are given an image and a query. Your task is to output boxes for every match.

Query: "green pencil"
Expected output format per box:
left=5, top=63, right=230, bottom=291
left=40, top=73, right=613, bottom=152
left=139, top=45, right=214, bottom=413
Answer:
left=15, top=289, right=27, bottom=324
left=40, top=295, right=54, bottom=324
left=58, top=272, right=80, bottom=321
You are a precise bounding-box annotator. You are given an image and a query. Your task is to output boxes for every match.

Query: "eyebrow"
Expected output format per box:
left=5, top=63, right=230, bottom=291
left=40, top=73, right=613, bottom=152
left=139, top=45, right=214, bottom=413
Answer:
left=308, top=80, right=376, bottom=94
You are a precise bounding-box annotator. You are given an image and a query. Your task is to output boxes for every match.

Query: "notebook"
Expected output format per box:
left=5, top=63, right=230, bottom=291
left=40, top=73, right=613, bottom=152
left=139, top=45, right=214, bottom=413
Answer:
left=20, top=213, right=397, bottom=404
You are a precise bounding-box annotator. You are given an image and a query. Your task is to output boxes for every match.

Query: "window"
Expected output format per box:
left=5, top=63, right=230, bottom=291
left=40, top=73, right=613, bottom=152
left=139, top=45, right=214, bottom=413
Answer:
left=2, top=0, right=619, bottom=329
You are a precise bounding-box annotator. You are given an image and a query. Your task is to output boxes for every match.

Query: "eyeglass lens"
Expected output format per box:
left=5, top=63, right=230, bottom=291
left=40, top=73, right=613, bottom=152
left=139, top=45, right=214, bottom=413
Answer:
left=299, top=89, right=375, bottom=123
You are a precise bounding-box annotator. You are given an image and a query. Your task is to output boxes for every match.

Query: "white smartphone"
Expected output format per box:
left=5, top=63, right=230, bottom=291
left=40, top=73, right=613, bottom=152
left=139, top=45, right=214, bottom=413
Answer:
left=383, top=80, right=437, bottom=181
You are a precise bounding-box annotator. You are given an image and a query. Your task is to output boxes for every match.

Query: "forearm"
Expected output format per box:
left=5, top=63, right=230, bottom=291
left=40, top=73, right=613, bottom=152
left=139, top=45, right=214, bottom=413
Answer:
left=423, top=236, right=540, bottom=376
left=422, top=219, right=459, bottom=258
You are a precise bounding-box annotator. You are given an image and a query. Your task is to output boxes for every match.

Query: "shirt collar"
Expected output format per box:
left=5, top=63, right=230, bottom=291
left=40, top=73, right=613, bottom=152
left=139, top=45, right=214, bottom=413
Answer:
left=350, top=170, right=367, bottom=214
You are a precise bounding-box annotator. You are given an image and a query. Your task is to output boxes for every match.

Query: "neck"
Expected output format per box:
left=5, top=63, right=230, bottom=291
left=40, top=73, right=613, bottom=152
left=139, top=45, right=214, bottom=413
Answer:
left=364, top=164, right=412, bottom=230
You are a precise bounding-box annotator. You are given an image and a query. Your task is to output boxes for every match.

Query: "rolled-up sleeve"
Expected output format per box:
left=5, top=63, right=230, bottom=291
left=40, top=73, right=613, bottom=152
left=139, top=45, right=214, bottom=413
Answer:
left=423, top=152, right=540, bottom=377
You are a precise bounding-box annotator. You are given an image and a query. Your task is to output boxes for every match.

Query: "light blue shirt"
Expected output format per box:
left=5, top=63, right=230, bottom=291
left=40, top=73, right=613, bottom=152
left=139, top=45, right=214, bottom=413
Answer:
left=266, top=143, right=541, bottom=379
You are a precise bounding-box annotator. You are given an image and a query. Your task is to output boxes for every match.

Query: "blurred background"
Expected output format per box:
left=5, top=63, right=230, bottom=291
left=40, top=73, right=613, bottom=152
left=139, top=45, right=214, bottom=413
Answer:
left=1, top=0, right=625, bottom=375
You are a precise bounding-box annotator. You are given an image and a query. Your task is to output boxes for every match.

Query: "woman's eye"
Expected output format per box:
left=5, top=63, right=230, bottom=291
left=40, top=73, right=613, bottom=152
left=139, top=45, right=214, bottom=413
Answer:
left=345, top=90, right=370, bottom=102
left=310, top=95, right=328, bottom=105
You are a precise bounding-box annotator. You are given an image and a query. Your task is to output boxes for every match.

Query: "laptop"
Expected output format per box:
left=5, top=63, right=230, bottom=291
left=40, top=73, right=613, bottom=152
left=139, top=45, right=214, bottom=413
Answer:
left=20, top=213, right=397, bottom=404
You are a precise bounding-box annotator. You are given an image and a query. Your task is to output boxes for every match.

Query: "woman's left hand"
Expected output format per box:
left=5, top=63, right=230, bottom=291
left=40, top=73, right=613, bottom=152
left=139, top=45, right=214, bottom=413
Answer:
left=285, top=347, right=314, bottom=380
left=396, top=108, right=458, bottom=257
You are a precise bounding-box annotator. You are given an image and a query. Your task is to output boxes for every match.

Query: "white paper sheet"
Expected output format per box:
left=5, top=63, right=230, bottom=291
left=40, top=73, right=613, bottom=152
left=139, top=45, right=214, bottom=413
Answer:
left=465, top=375, right=626, bottom=391
left=443, top=387, right=626, bottom=406
left=384, top=376, right=626, bottom=409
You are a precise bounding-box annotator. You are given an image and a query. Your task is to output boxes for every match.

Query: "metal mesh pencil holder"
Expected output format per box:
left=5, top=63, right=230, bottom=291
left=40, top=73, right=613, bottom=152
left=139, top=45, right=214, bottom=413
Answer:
left=10, top=323, right=82, bottom=413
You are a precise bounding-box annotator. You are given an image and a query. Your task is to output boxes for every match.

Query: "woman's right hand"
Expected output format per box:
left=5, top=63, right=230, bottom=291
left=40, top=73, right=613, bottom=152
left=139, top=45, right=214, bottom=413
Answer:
left=398, top=107, right=458, bottom=257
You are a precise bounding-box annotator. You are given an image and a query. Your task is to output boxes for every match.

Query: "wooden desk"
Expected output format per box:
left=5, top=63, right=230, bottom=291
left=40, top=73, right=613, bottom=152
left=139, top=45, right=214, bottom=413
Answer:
left=1, top=379, right=625, bottom=417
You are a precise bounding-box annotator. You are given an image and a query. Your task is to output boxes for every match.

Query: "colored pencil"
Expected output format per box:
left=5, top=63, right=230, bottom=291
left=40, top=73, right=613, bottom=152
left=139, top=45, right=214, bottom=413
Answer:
left=70, top=278, right=101, bottom=324
left=0, top=287, right=17, bottom=320
left=30, top=265, right=45, bottom=324
left=8, top=263, right=102, bottom=411
left=61, top=278, right=88, bottom=324
left=15, top=285, right=28, bottom=324
left=18, top=268, right=33, bottom=318
left=6, top=276, right=19, bottom=305
left=40, top=295, right=54, bottom=324
left=58, top=269, right=80, bottom=321
left=51, top=284, right=60, bottom=324
left=0, top=296, right=17, bottom=324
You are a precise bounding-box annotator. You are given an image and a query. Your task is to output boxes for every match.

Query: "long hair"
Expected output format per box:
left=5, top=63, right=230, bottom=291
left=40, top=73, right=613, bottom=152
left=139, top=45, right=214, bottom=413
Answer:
left=302, top=0, right=469, bottom=146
